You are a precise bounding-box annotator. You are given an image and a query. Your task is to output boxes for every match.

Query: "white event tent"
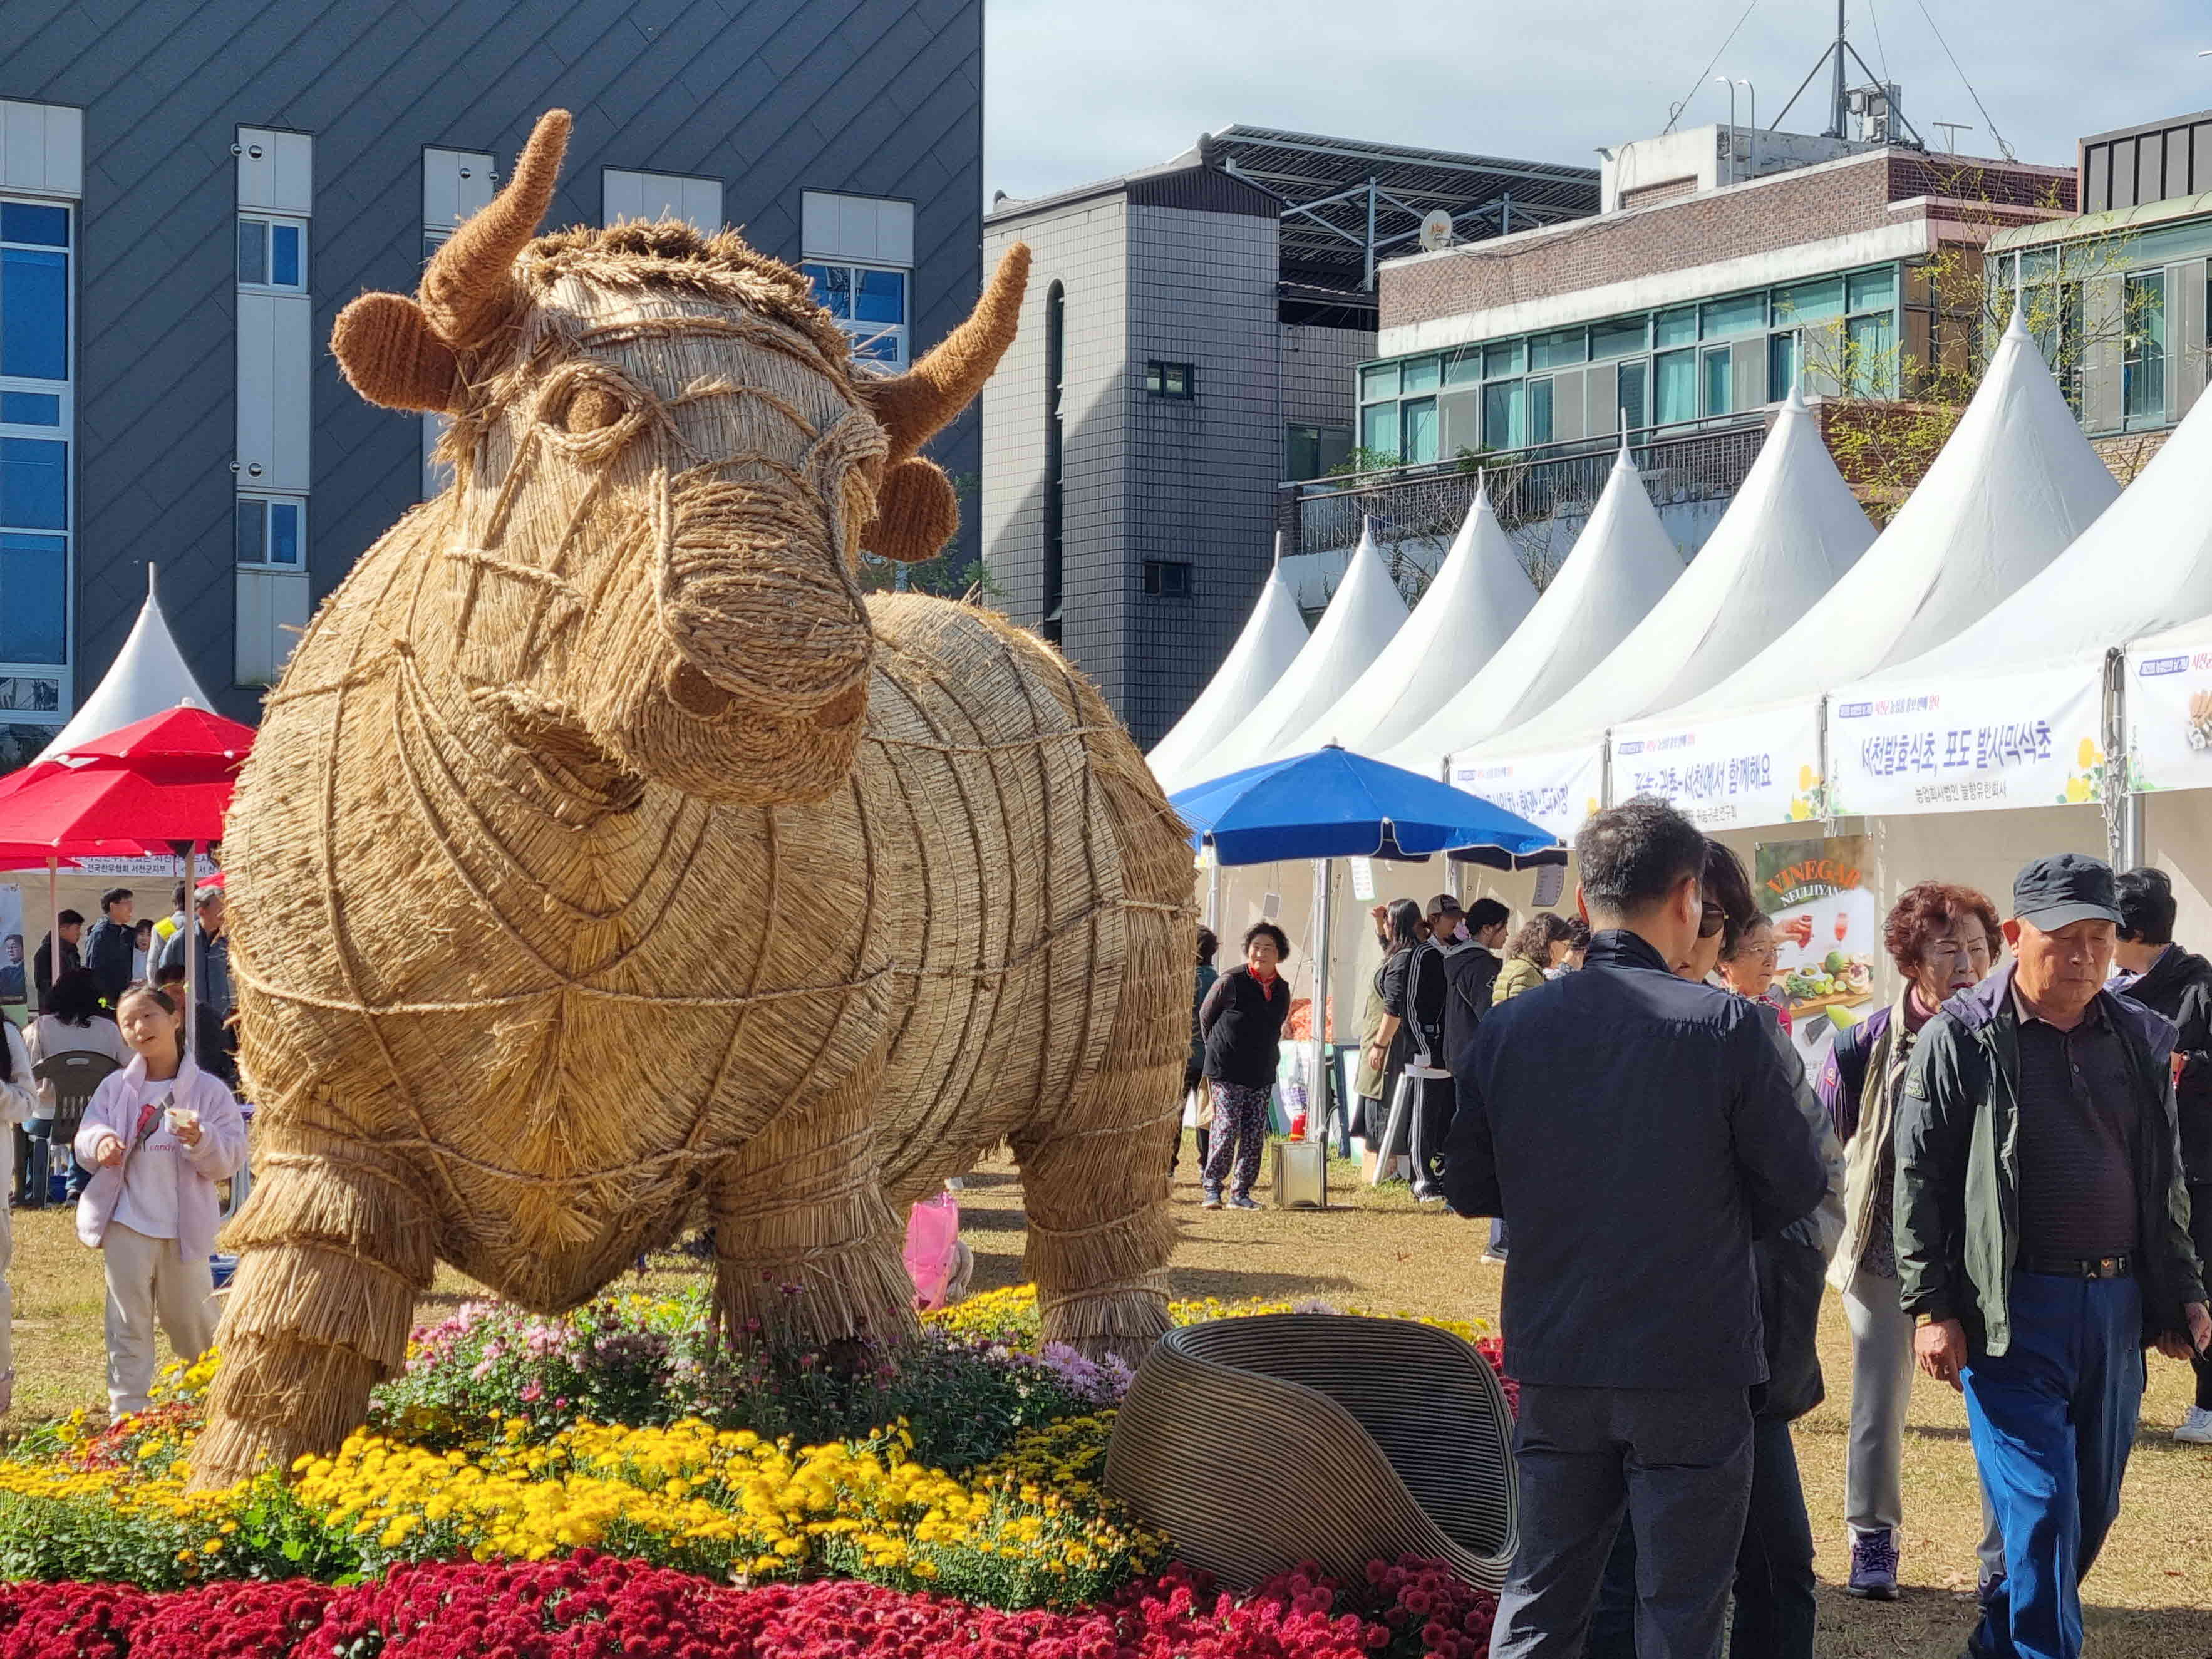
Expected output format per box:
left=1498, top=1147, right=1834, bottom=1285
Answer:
left=1275, top=482, right=1538, bottom=760
left=1146, top=547, right=1310, bottom=797
left=1827, top=364, right=2212, bottom=819
left=1196, top=520, right=1408, bottom=781
left=1380, top=445, right=1686, bottom=785
left=1454, top=388, right=1875, bottom=839
left=1612, top=313, right=2119, bottom=831
left=37, top=566, right=215, bottom=762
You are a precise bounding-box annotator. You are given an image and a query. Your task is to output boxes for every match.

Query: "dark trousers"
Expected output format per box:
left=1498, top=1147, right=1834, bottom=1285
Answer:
left=1962, top=1272, right=2143, bottom=1659
left=9, top=1122, right=30, bottom=1203
left=1492, top=1382, right=1753, bottom=1659
left=1409, top=1072, right=1452, bottom=1194
left=2191, top=1186, right=2212, bottom=1411
left=1588, top=1412, right=1816, bottom=1659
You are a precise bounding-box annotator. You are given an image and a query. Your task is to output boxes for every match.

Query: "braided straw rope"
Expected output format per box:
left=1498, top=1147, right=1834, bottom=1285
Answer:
left=192, top=223, right=1193, bottom=1486
left=1104, top=1315, right=1519, bottom=1592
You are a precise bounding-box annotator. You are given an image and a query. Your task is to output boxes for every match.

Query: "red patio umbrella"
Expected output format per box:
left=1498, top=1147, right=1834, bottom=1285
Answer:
left=37, top=705, right=256, bottom=785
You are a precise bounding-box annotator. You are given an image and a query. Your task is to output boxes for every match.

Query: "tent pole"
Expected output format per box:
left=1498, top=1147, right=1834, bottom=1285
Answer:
left=182, top=845, right=197, bottom=1065
left=47, top=857, right=59, bottom=993
left=1315, top=857, right=1334, bottom=1145
left=1206, top=852, right=1221, bottom=932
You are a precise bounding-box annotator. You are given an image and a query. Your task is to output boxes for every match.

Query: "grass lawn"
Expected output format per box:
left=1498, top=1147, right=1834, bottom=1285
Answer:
left=6, top=1147, right=2209, bottom=1656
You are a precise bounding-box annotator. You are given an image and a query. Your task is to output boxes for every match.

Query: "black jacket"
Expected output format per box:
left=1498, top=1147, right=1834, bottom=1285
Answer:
left=83, top=917, right=136, bottom=1005
left=1199, top=966, right=1290, bottom=1089
left=31, top=934, right=81, bottom=1003
left=1440, top=945, right=1500, bottom=1075
left=2116, top=944, right=2212, bottom=1184
left=1440, top=929, right=1829, bottom=1390
left=1896, top=964, right=2206, bottom=1355
left=1382, top=944, right=1449, bottom=1071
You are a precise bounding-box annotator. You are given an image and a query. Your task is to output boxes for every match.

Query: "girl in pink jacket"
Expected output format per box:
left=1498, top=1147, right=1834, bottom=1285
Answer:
left=74, top=987, right=247, bottom=1417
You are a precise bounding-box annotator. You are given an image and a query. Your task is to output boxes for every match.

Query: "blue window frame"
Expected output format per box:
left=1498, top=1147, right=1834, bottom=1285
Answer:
left=1, top=197, right=71, bottom=706
left=1, top=247, right=68, bottom=380
left=0, top=437, right=66, bottom=529
left=236, top=495, right=304, bottom=567
left=804, top=261, right=910, bottom=366
left=0, top=391, right=59, bottom=425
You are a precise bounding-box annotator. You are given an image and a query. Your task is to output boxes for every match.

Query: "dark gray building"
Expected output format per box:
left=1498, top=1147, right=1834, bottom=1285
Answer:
left=0, top=0, right=981, bottom=764
left=979, top=129, right=1598, bottom=747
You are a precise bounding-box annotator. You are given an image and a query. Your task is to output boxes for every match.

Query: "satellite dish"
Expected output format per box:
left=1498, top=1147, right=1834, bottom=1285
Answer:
left=1418, top=209, right=1455, bottom=251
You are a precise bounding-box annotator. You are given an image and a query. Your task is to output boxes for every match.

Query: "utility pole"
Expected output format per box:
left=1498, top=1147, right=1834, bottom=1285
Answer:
left=1828, top=0, right=1849, bottom=138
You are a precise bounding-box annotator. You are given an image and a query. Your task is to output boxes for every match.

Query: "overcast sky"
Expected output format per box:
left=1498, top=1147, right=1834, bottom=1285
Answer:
left=984, top=1, right=2212, bottom=204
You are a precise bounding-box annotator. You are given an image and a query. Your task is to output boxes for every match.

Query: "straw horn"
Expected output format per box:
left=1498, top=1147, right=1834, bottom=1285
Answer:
left=861, top=242, right=1031, bottom=464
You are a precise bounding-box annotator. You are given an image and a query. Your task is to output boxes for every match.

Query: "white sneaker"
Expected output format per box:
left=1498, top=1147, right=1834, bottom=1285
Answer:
left=2176, top=1405, right=2212, bottom=1444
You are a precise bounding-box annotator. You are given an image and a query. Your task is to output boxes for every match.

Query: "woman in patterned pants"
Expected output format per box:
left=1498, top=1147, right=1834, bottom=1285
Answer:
left=1197, top=923, right=1292, bottom=1209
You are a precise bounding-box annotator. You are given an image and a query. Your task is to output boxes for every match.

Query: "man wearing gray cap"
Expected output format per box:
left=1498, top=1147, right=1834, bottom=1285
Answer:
left=1896, top=852, right=2209, bottom=1659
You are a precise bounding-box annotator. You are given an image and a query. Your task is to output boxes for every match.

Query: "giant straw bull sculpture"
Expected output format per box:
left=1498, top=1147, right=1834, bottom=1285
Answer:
left=194, top=110, right=1193, bottom=1486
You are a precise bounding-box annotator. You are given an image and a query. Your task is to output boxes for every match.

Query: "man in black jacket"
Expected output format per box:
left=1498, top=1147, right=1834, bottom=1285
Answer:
left=1442, top=798, right=1828, bottom=1658
left=32, top=911, right=83, bottom=1005
left=2109, top=865, right=2212, bottom=1442
left=81, top=887, right=137, bottom=1006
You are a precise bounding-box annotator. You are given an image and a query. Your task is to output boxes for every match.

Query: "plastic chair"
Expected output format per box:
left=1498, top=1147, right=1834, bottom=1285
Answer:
left=1105, top=1312, right=1518, bottom=1591
left=33, top=1052, right=123, bottom=1194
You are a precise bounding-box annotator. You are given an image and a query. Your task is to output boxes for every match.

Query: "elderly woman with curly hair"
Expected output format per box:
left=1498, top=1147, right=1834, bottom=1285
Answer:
left=1817, top=881, right=2006, bottom=1603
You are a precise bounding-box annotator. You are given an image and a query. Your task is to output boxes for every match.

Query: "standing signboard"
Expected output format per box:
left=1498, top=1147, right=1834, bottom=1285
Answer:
left=1753, top=835, right=1878, bottom=1072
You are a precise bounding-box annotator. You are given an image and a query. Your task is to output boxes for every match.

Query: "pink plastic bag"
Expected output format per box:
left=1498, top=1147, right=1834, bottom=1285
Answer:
left=903, top=1191, right=963, bottom=1310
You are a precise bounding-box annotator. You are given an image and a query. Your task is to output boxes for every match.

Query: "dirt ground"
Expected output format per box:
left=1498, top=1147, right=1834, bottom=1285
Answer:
left=6, top=1152, right=2208, bottom=1656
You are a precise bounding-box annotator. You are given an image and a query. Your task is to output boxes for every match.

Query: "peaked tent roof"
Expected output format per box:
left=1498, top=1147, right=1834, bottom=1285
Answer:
left=1465, top=390, right=1874, bottom=762
left=1147, top=553, right=1311, bottom=795
left=1380, top=446, right=1687, bottom=771
left=1653, top=314, right=2119, bottom=726
left=1279, top=482, right=1539, bottom=759
left=1199, top=521, right=1410, bottom=780
left=36, top=566, right=216, bottom=763
left=1858, top=358, right=2212, bottom=681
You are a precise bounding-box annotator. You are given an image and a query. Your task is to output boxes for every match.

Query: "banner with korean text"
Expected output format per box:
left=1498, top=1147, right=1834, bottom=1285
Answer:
left=2124, top=631, right=2212, bottom=794
left=1449, top=743, right=1602, bottom=844
left=1824, top=660, right=2104, bottom=817
left=1607, top=701, right=1824, bottom=832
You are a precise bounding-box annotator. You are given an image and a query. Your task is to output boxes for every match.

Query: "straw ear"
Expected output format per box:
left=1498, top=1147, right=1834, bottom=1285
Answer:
left=331, top=292, right=463, bottom=413
left=864, top=457, right=960, bottom=564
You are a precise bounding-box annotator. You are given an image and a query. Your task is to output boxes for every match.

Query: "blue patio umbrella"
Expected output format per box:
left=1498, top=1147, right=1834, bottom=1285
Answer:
left=1171, top=748, right=1561, bottom=1153
left=1169, top=745, right=1559, bottom=867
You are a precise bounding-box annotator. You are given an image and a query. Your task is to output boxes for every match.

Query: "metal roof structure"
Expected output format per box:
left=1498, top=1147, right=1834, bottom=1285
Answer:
left=1182, top=125, right=1600, bottom=292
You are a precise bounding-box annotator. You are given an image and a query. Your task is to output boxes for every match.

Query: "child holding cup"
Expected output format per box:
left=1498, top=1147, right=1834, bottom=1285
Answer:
left=74, top=986, right=245, bottom=1417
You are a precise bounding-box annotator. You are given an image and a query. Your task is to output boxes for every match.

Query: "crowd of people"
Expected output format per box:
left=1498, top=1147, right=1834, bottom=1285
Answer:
left=1, top=881, right=247, bottom=1422
left=1184, top=800, right=2209, bottom=1659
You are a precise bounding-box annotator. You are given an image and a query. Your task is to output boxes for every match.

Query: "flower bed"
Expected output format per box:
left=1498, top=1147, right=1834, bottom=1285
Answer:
left=0, top=1281, right=1508, bottom=1622
left=0, top=1549, right=1499, bottom=1659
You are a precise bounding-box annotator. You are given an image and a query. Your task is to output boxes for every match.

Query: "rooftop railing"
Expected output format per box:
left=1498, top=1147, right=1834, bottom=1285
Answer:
left=1276, top=412, right=1772, bottom=564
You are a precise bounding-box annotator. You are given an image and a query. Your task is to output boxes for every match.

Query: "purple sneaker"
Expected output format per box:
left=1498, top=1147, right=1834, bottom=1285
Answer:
left=1846, top=1527, right=1899, bottom=1601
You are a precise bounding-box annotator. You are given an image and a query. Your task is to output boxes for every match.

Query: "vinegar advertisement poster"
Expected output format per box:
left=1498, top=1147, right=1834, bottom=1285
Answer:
left=1754, top=835, right=1877, bottom=1068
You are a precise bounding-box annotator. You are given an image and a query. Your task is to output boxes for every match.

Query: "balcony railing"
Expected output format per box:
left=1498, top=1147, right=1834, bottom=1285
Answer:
left=1276, top=413, right=1772, bottom=567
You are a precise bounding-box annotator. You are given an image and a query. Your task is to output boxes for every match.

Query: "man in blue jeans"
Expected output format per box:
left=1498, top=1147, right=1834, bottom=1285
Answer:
left=1896, top=853, right=2209, bottom=1659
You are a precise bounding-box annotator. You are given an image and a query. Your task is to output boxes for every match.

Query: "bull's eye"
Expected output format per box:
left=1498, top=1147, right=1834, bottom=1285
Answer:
left=559, top=383, right=626, bottom=433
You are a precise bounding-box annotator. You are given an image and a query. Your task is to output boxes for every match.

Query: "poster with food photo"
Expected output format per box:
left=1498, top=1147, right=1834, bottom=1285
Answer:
left=1754, top=835, right=1876, bottom=1065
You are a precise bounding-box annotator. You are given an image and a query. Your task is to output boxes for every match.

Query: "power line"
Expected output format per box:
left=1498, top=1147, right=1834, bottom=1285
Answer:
left=1910, top=0, right=2016, bottom=160
left=1866, top=0, right=1892, bottom=86
left=1663, top=0, right=1762, bottom=134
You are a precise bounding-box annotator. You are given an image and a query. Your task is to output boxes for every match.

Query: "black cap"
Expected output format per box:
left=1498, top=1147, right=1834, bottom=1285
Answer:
left=2012, top=852, right=2121, bottom=931
left=1427, top=892, right=1464, bottom=917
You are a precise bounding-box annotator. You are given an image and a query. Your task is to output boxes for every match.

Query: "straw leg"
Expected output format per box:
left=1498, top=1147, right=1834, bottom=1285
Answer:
left=189, top=1151, right=435, bottom=1489
left=1012, top=904, right=1185, bottom=1365
left=708, top=1057, right=918, bottom=1352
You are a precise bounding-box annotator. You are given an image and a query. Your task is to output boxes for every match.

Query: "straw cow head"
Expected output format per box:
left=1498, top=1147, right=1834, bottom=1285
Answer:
left=331, top=110, right=1028, bottom=806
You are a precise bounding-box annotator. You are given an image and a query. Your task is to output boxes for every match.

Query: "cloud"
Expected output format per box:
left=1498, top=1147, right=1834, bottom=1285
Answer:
left=986, top=0, right=2206, bottom=205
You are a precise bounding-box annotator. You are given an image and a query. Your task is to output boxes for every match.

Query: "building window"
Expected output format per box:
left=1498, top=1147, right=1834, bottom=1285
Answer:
left=1143, top=560, right=1192, bottom=597
left=1529, top=328, right=1586, bottom=370
left=1400, top=356, right=1440, bottom=393
left=1768, top=331, right=1799, bottom=401
left=1145, top=360, right=1196, bottom=399
left=237, top=214, right=306, bottom=291
left=802, top=190, right=914, bottom=370
left=1482, top=380, right=1524, bottom=448
left=805, top=262, right=909, bottom=366
left=1, top=193, right=73, bottom=710
left=2123, top=271, right=2166, bottom=423
left=603, top=168, right=723, bottom=233
left=1285, top=423, right=1351, bottom=480
left=1702, top=345, right=1733, bottom=416
left=1616, top=358, right=1648, bottom=432
left=1041, top=280, right=1065, bottom=647
left=1401, top=395, right=1438, bottom=462
left=1845, top=313, right=1896, bottom=397
left=1526, top=378, right=1554, bottom=445
left=1360, top=400, right=1399, bottom=457
left=235, top=494, right=304, bottom=567
left=1654, top=349, right=1696, bottom=423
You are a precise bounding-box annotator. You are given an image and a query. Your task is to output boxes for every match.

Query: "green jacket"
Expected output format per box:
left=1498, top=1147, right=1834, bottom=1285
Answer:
left=1894, top=963, right=2207, bottom=1357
